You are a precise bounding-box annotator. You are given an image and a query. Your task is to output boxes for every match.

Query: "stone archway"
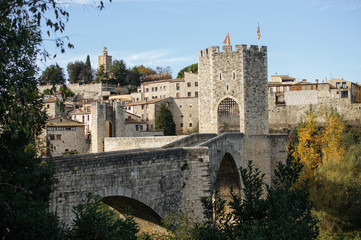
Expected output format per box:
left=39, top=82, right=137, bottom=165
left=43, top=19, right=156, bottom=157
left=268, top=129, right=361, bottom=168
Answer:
left=217, top=98, right=240, bottom=133
left=102, top=196, right=163, bottom=226
left=215, top=153, right=241, bottom=203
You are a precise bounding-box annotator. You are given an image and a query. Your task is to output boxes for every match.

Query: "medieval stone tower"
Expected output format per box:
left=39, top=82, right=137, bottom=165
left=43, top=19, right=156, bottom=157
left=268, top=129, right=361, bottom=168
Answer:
left=198, top=44, right=269, bottom=135
left=91, top=101, right=125, bottom=153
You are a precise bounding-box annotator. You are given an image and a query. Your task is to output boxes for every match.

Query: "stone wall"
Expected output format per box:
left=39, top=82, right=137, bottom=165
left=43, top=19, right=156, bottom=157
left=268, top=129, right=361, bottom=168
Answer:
left=198, top=44, right=268, bottom=135
left=171, top=98, right=199, bottom=134
left=269, top=85, right=361, bottom=130
left=104, top=136, right=185, bottom=151
left=50, top=147, right=211, bottom=225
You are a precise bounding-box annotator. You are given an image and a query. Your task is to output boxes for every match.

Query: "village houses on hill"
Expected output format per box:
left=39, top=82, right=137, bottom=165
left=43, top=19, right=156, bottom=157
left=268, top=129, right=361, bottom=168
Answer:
left=38, top=47, right=361, bottom=157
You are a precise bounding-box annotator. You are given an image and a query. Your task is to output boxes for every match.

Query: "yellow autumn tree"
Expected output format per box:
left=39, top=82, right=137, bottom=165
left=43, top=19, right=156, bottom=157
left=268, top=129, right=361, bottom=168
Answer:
left=321, top=110, right=346, bottom=164
left=294, top=107, right=323, bottom=178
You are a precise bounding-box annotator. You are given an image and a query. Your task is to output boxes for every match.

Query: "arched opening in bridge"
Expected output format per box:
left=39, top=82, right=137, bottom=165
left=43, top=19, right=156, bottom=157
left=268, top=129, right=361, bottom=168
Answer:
left=215, top=153, right=241, bottom=206
left=217, top=98, right=240, bottom=133
left=102, top=196, right=164, bottom=232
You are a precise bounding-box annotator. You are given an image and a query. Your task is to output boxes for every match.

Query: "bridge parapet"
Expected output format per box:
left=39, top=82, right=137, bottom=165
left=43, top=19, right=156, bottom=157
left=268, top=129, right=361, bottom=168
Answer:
left=163, top=133, right=217, bottom=148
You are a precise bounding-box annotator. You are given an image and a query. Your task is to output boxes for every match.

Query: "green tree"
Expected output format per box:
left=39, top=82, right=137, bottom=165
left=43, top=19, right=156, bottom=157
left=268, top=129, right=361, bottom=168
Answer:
left=69, top=193, right=139, bottom=240
left=155, top=104, right=176, bottom=136
left=67, top=61, right=90, bottom=83
left=95, top=64, right=109, bottom=83
left=39, top=64, right=66, bottom=85
left=109, top=59, right=127, bottom=85
left=193, top=157, right=318, bottom=240
left=0, top=0, right=110, bottom=238
left=84, top=55, right=93, bottom=83
left=293, top=109, right=361, bottom=235
left=177, top=63, right=198, bottom=78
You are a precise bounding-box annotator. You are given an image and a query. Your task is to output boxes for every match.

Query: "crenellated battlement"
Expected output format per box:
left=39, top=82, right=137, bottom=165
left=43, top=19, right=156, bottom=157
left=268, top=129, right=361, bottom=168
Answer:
left=198, top=44, right=267, bottom=57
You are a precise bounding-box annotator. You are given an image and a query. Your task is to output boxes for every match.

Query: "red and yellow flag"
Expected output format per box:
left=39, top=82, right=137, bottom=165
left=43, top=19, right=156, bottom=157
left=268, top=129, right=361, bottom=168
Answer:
left=223, top=33, right=230, bottom=45
left=257, top=24, right=261, bottom=40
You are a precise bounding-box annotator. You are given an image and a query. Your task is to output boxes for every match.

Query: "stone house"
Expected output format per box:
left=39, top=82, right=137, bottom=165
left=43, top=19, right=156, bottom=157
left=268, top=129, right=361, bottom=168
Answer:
left=328, top=78, right=361, bottom=103
left=132, top=72, right=199, bottom=102
left=42, top=117, right=89, bottom=157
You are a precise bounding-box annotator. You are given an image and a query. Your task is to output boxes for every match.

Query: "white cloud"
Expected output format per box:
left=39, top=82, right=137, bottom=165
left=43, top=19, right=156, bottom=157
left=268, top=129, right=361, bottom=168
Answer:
left=123, top=49, right=193, bottom=68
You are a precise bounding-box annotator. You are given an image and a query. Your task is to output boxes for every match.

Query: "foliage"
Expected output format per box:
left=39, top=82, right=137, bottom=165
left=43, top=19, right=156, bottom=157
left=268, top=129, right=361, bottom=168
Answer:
left=132, top=65, right=156, bottom=78
left=177, top=63, right=198, bottom=78
left=155, top=104, right=176, bottom=136
left=39, top=64, right=66, bottom=85
left=68, top=193, right=139, bottom=240
left=293, top=108, right=361, bottom=234
left=109, top=59, right=127, bottom=85
left=59, top=85, right=75, bottom=98
left=95, top=64, right=109, bottom=83
left=193, top=158, right=318, bottom=240
left=67, top=61, right=92, bottom=84
left=0, top=0, right=110, bottom=238
left=294, top=107, right=323, bottom=176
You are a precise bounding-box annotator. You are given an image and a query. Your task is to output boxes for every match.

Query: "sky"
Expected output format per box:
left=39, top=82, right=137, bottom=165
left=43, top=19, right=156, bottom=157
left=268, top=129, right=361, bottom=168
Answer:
left=39, top=0, right=361, bottom=83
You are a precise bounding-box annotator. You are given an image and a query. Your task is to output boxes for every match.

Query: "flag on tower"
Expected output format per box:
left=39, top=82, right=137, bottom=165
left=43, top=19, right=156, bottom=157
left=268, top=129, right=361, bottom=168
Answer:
left=223, top=33, right=230, bottom=45
left=257, top=24, right=261, bottom=40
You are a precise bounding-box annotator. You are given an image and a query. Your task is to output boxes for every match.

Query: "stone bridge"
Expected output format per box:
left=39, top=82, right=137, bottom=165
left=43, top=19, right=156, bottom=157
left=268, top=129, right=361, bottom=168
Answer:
left=50, top=133, right=287, bottom=225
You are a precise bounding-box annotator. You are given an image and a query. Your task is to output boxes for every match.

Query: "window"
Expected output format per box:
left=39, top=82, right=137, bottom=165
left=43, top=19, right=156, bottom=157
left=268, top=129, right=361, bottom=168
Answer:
left=135, top=125, right=139, bottom=131
left=233, top=72, right=236, bottom=80
left=141, top=105, right=144, bottom=110
left=176, top=83, right=180, bottom=90
left=179, top=104, right=182, bottom=108
left=145, top=88, right=149, bottom=92
left=189, top=123, right=192, bottom=127
left=342, top=82, right=347, bottom=88
left=195, top=91, right=198, bottom=97
left=140, top=125, right=143, bottom=131
left=188, top=92, right=191, bottom=97
left=341, top=91, right=349, bottom=98
left=219, top=73, right=222, bottom=80
left=49, top=135, right=55, bottom=140
left=181, top=115, right=183, bottom=118
left=152, top=87, right=154, bottom=92
left=189, top=104, right=192, bottom=108
left=82, top=116, right=84, bottom=122
left=164, top=86, right=166, bottom=90
left=180, top=123, right=183, bottom=128
left=46, top=104, right=50, bottom=108
left=336, top=82, right=340, bottom=89
left=195, top=82, right=198, bottom=87
left=155, top=87, right=158, bottom=91
left=56, top=135, right=61, bottom=140
left=189, top=114, right=192, bottom=117
left=176, top=93, right=180, bottom=98
left=187, top=82, right=191, bottom=87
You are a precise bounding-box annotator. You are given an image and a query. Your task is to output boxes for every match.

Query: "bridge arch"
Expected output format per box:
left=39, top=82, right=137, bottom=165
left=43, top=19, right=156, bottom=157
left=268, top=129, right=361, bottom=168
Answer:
left=215, top=152, right=241, bottom=201
left=217, top=97, right=240, bottom=133
left=102, top=196, right=163, bottom=225
left=95, top=185, right=164, bottom=223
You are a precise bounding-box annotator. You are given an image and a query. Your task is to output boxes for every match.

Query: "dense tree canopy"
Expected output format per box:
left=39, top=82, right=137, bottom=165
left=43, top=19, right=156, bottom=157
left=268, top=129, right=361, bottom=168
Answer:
left=67, top=61, right=92, bottom=84
left=177, top=63, right=198, bottom=78
left=0, top=0, right=111, bottom=238
left=109, top=59, right=127, bottom=85
left=291, top=108, right=361, bottom=235
left=39, top=64, right=66, bottom=85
